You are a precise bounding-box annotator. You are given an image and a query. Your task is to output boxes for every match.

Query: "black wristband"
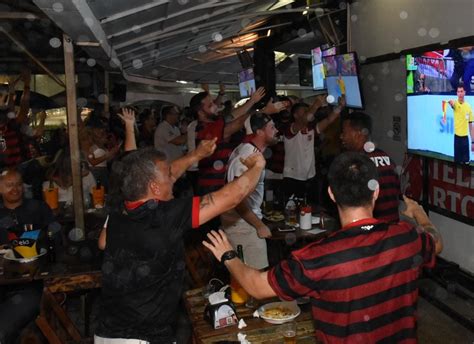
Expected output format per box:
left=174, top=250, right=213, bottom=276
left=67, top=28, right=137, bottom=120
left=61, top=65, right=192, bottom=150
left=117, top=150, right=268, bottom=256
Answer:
left=220, top=250, right=237, bottom=264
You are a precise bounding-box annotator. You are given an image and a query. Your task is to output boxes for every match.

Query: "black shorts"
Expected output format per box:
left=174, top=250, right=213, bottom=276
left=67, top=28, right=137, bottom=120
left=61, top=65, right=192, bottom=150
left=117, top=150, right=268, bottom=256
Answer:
left=454, top=135, right=469, bottom=163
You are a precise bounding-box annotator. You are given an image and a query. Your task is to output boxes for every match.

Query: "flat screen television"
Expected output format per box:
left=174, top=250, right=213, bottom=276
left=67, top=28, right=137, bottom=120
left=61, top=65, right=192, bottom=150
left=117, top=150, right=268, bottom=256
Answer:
left=311, top=46, right=338, bottom=90
left=322, top=52, right=363, bottom=108
left=298, top=57, right=312, bottom=87
left=311, top=47, right=325, bottom=90
left=406, top=47, right=474, bottom=165
left=238, top=68, right=256, bottom=98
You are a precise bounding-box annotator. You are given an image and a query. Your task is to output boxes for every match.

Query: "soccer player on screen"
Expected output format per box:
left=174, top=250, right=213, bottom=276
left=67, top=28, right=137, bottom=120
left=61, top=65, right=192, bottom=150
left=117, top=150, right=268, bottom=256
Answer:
left=448, top=84, right=474, bottom=163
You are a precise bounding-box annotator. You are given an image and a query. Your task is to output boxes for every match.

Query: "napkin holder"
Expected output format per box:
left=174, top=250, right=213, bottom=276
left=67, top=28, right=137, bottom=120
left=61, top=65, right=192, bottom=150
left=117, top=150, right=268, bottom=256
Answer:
left=204, top=291, right=238, bottom=329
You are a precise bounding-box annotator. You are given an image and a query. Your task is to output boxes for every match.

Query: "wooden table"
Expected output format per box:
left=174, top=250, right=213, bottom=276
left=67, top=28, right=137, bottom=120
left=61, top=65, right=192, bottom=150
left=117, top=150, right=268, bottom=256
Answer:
left=184, top=288, right=320, bottom=344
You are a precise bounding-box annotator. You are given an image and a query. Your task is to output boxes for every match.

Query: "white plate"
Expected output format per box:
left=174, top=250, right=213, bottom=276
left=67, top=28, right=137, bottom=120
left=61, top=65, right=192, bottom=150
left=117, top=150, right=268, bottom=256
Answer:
left=258, top=301, right=301, bottom=324
left=3, top=248, right=47, bottom=263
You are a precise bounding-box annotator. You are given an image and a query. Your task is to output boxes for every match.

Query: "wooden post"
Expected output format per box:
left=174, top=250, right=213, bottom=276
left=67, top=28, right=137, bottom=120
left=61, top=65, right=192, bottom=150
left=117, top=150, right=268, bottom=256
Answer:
left=63, top=34, right=85, bottom=234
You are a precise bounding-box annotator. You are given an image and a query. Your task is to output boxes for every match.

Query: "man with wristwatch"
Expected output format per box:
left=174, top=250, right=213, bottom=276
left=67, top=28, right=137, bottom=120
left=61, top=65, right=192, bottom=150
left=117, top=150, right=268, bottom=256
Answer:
left=204, top=151, right=443, bottom=344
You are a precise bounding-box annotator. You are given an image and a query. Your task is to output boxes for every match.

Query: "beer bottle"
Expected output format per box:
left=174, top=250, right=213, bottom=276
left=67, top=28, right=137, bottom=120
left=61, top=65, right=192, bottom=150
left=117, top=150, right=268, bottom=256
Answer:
left=48, top=231, right=56, bottom=263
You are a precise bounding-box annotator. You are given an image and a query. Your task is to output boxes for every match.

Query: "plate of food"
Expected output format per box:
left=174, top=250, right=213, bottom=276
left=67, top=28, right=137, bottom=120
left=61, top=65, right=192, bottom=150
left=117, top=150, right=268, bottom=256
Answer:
left=257, top=301, right=300, bottom=324
left=263, top=211, right=285, bottom=222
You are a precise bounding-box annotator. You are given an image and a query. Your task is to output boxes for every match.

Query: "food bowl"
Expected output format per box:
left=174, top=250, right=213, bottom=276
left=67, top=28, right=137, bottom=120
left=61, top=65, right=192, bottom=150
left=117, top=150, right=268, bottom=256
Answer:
left=257, top=301, right=301, bottom=324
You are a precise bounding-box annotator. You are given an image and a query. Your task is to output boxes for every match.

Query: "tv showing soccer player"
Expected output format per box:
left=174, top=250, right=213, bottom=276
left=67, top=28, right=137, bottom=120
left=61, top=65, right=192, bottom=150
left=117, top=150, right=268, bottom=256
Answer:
left=311, top=47, right=338, bottom=90
left=322, top=52, right=363, bottom=109
left=406, top=47, right=474, bottom=165
left=238, top=68, right=256, bottom=98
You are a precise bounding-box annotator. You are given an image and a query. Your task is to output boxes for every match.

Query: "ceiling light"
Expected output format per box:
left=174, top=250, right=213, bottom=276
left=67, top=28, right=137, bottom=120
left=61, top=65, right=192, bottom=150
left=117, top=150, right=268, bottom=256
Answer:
left=176, top=80, right=188, bottom=84
left=267, top=29, right=271, bottom=37
left=75, top=41, right=101, bottom=47
left=302, top=10, right=308, bottom=15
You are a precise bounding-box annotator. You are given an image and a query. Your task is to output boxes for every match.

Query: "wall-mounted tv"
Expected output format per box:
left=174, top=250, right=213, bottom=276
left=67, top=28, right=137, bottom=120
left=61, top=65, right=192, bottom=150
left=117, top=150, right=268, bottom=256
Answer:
left=322, top=52, right=363, bottom=108
left=311, top=46, right=338, bottom=90
left=311, top=47, right=325, bottom=90
left=298, top=57, right=312, bottom=87
left=406, top=47, right=474, bottom=165
left=238, top=68, right=256, bottom=98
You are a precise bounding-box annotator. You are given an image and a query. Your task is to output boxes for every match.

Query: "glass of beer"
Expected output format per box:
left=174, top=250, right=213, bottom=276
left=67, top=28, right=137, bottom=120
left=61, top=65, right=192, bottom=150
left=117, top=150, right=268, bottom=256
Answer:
left=280, top=321, right=297, bottom=344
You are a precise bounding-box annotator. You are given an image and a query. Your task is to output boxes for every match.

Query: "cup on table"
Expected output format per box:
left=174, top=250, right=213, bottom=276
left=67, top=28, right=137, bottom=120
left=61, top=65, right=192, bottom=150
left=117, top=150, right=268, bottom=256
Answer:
left=91, top=186, right=105, bottom=208
left=43, top=187, right=59, bottom=210
left=280, top=321, right=297, bottom=344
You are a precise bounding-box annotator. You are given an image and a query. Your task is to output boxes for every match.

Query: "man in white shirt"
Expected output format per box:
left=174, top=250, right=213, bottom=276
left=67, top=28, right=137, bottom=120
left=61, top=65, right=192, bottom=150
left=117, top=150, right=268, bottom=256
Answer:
left=283, top=95, right=345, bottom=201
left=221, top=114, right=278, bottom=269
left=154, top=106, right=186, bottom=162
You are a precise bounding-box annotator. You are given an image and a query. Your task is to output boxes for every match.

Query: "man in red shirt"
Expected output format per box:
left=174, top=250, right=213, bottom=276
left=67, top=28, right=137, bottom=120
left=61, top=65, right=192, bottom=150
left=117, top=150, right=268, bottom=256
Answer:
left=203, top=152, right=442, bottom=344
left=340, top=111, right=401, bottom=223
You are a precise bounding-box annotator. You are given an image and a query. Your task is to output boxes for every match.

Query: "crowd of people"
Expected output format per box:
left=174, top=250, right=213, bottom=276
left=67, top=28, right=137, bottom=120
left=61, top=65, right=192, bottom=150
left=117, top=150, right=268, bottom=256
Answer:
left=0, top=72, right=444, bottom=344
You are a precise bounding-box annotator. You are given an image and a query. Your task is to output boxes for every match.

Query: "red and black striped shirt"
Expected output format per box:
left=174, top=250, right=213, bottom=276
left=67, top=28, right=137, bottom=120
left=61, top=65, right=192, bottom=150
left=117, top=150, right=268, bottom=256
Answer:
left=195, top=118, right=233, bottom=195
left=367, top=149, right=401, bottom=223
left=268, top=218, right=436, bottom=344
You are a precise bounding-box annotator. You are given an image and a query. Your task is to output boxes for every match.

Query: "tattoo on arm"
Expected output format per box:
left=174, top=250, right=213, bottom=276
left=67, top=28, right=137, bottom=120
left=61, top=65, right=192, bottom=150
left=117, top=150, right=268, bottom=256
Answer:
left=200, top=193, right=215, bottom=210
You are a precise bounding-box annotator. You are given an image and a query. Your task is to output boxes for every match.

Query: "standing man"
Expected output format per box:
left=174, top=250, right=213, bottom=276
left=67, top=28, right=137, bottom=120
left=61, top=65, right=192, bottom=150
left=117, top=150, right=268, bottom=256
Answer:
left=448, top=84, right=474, bottom=164
left=340, top=111, right=401, bottom=223
left=190, top=87, right=266, bottom=196
left=154, top=105, right=186, bottom=162
left=283, top=95, right=344, bottom=201
left=95, top=109, right=267, bottom=343
left=221, top=114, right=278, bottom=270
left=203, top=152, right=443, bottom=344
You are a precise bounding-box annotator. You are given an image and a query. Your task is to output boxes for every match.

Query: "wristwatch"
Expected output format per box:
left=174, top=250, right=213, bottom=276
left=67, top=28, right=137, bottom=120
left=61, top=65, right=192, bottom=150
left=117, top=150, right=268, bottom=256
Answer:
left=220, top=250, right=238, bottom=264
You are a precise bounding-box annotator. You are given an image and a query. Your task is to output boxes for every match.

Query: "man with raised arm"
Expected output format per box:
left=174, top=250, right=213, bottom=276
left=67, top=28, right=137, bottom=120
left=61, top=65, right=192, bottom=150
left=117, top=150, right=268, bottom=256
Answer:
left=203, top=152, right=442, bottom=344
left=95, top=108, right=267, bottom=343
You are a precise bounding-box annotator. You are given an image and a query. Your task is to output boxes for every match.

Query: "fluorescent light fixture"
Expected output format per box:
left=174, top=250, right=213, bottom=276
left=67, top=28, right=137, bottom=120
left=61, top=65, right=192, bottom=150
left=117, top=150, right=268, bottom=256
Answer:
left=267, top=29, right=272, bottom=37
left=75, top=41, right=101, bottom=47
left=268, top=0, right=295, bottom=11
left=176, top=80, right=188, bottom=84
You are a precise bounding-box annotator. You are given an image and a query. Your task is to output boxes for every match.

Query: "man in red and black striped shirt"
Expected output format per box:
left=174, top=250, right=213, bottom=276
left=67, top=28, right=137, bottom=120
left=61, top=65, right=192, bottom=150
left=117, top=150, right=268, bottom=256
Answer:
left=203, top=152, right=443, bottom=344
left=341, top=112, right=401, bottom=223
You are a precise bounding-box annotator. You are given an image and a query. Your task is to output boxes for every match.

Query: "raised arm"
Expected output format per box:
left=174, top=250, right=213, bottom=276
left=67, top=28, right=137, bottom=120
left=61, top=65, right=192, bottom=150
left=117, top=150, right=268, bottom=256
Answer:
left=401, top=195, right=443, bottom=254
left=170, top=138, right=217, bottom=180
left=198, top=152, right=266, bottom=226
left=231, top=87, right=265, bottom=119
left=117, top=107, right=137, bottom=151
left=203, top=229, right=276, bottom=299
left=17, top=69, right=31, bottom=124
left=315, top=95, right=345, bottom=134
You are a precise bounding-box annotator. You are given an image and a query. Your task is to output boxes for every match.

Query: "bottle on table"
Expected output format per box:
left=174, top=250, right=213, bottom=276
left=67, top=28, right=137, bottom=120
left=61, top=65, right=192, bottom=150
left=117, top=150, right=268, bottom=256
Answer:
left=230, top=245, right=249, bottom=305
left=299, top=194, right=312, bottom=230
left=92, top=179, right=105, bottom=208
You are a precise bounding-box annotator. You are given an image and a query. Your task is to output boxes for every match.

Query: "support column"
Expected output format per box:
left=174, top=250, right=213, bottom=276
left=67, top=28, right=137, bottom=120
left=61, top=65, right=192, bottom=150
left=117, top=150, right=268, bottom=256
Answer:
left=63, top=34, right=85, bottom=234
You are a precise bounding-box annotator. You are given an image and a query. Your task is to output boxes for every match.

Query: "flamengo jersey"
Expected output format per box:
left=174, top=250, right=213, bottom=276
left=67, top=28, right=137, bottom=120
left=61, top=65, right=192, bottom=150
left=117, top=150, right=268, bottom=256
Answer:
left=195, top=117, right=233, bottom=194
left=283, top=125, right=316, bottom=181
left=268, top=218, right=436, bottom=344
left=367, top=148, right=401, bottom=223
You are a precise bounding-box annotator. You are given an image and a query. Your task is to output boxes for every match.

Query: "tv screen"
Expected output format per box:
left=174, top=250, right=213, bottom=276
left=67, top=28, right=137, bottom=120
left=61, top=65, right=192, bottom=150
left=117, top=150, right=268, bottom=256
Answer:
left=406, top=48, right=474, bottom=165
left=312, top=48, right=325, bottom=90
left=322, top=46, right=337, bottom=56
left=322, top=52, right=363, bottom=108
left=238, top=68, right=256, bottom=98
left=298, top=57, right=312, bottom=87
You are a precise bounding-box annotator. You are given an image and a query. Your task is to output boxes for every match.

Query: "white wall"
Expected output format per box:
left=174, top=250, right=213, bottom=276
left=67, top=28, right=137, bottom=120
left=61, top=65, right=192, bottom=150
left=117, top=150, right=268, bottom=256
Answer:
left=350, top=0, right=474, bottom=59
left=351, top=0, right=474, bottom=273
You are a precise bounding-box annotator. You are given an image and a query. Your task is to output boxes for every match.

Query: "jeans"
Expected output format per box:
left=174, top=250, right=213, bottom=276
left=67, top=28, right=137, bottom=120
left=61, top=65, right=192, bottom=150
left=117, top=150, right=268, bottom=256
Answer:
left=0, top=282, right=42, bottom=344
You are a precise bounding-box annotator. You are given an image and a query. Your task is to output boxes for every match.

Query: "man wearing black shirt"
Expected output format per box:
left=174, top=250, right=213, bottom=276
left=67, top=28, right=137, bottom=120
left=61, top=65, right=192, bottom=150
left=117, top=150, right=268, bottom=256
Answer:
left=95, top=110, right=266, bottom=343
left=0, top=169, right=58, bottom=343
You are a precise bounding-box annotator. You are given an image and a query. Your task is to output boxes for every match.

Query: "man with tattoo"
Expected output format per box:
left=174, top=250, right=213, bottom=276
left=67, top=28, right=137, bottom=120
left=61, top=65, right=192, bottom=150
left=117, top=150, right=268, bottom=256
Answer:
left=95, top=110, right=267, bottom=343
left=203, top=152, right=443, bottom=344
